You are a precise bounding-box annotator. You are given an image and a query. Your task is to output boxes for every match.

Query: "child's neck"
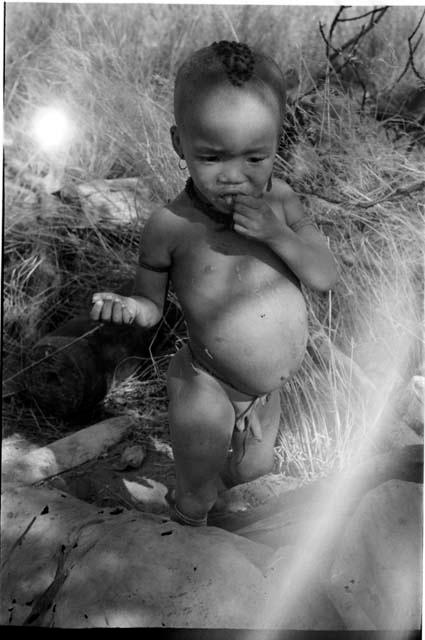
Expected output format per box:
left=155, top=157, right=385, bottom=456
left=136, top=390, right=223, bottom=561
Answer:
left=185, top=178, right=233, bottom=230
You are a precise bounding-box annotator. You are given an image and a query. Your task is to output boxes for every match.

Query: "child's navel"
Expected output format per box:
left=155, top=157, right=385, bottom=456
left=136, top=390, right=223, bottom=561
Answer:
left=203, top=265, right=214, bottom=273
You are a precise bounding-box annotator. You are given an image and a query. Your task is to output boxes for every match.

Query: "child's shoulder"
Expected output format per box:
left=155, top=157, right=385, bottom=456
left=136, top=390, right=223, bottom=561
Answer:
left=269, top=177, right=302, bottom=210
left=144, top=198, right=184, bottom=232
left=141, top=193, right=190, bottom=253
left=270, top=177, right=297, bottom=200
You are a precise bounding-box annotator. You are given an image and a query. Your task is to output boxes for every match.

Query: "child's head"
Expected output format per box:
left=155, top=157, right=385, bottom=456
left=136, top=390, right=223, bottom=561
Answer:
left=171, top=41, right=287, bottom=211
left=174, top=41, right=286, bottom=128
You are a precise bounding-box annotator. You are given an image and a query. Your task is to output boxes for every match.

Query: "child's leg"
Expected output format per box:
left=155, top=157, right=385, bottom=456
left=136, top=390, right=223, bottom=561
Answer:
left=222, top=389, right=281, bottom=487
left=167, top=346, right=235, bottom=524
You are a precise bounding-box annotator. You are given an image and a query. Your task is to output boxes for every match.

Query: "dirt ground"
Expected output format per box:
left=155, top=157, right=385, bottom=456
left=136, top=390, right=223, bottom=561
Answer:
left=51, top=439, right=177, bottom=515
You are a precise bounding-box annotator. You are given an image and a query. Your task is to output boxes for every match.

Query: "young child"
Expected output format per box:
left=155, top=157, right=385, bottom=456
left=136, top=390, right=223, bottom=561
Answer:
left=91, top=41, right=337, bottom=526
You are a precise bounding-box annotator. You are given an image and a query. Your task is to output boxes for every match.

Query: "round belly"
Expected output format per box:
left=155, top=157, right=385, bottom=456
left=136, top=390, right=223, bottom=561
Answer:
left=188, top=282, right=308, bottom=395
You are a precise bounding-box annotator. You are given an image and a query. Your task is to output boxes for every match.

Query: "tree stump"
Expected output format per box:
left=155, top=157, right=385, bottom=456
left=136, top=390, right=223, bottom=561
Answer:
left=24, top=300, right=182, bottom=418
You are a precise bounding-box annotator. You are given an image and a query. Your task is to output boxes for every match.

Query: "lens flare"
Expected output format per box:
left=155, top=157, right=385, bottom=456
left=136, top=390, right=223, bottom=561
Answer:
left=31, top=106, right=73, bottom=152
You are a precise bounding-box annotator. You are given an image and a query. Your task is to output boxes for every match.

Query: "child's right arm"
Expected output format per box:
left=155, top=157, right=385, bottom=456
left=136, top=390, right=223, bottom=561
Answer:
left=90, top=208, right=173, bottom=328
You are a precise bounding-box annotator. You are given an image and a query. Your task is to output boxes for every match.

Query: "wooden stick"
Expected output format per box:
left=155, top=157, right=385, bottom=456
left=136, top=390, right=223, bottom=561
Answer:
left=5, top=415, right=137, bottom=486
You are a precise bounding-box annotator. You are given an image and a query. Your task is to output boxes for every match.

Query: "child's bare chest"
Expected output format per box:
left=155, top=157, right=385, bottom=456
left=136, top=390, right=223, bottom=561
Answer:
left=171, top=222, right=298, bottom=298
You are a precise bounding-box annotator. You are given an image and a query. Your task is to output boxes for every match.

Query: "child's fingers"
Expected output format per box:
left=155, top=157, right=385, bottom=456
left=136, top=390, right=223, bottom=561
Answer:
left=92, top=292, right=117, bottom=303
left=232, top=213, right=256, bottom=236
left=234, top=194, right=261, bottom=208
left=91, top=293, right=135, bottom=324
left=90, top=298, right=106, bottom=321
left=122, top=306, right=134, bottom=324
left=233, top=202, right=256, bottom=218
left=233, top=211, right=253, bottom=226
left=99, top=299, right=114, bottom=322
left=112, top=301, right=125, bottom=324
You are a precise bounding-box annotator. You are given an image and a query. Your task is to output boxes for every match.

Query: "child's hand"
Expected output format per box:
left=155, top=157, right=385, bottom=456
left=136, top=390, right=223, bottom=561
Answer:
left=90, top=292, right=138, bottom=325
left=232, top=194, right=287, bottom=243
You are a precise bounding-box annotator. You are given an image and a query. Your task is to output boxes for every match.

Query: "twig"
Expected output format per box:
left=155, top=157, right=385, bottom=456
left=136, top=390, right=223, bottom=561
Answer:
left=320, top=6, right=345, bottom=61
left=319, top=6, right=388, bottom=69
left=393, top=10, right=425, bottom=87
left=297, top=180, right=425, bottom=209
left=330, top=7, right=388, bottom=64
left=329, top=6, right=346, bottom=46
left=23, top=544, right=70, bottom=626
left=22, top=516, right=106, bottom=625
left=0, top=516, right=37, bottom=571
left=296, top=189, right=344, bottom=206
left=354, top=180, right=425, bottom=208
left=408, top=11, right=425, bottom=85
left=337, top=8, right=385, bottom=23
left=2, top=324, right=102, bottom=386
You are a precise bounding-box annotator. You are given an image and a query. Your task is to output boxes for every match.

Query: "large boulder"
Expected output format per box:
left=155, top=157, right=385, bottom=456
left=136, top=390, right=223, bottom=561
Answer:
left=1, top=447, right=422, bottom=630
left=328, top=480, right=422, bottom=630
left=1, top=484, right=275, bottom=628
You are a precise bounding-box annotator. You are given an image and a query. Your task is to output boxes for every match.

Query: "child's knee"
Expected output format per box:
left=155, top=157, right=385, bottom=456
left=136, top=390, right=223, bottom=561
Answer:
left=225, top=448, right=274, bottom=487
left=169, top=385, right=235, bottom=451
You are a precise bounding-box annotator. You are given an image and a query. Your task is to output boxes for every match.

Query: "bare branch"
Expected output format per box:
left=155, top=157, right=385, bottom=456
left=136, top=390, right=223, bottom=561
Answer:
left=317, top=5, right=389, bottom=95
left=319, top=21, right=339, bottom=63
left=337, top=8, right=386, bottom=23
left=329, top=6, right=346, bottom=44
left=297, top=180, right=425, bottom=209
left=391, top=9, right=425, bottom=87
left=329, top=7, right=388, bottom=64
left=408, top=28, right=425, bottom=85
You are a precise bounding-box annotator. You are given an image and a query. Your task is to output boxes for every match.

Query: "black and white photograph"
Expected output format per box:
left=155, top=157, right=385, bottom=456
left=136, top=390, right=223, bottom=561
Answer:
left=2, top=2, right=424, bottom=634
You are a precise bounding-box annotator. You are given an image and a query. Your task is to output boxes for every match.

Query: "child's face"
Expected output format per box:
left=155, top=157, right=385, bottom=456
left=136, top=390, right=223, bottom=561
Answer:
left=172, top=88, right=280, bottom=213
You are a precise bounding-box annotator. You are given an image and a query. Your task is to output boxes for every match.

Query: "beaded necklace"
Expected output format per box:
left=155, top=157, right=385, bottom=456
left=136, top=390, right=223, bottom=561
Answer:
left=184, top=178, right=234, bottom=230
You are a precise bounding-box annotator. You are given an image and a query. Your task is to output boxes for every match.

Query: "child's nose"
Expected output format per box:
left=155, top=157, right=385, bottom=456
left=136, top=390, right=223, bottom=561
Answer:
left=217, top=162, right=245, bottom=185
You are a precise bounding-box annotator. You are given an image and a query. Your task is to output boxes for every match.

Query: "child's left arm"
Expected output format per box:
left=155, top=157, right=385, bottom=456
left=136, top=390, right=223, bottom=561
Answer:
left=233, top=180, right=337, bottom=291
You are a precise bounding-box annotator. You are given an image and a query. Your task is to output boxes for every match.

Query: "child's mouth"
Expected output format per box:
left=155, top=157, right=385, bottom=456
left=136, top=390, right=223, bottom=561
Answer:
left=217, top=194, right=237, bottom=211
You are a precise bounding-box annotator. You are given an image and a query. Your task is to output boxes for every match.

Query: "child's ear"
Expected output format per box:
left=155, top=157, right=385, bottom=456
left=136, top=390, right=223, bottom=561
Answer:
left=170, top=125, right=183, bottom=158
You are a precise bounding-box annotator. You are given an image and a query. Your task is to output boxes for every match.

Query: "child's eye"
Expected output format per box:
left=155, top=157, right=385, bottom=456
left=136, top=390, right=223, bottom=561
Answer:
left=199, top=156, right=220, bottom=163
left=248, top=156, right=267, bottom=164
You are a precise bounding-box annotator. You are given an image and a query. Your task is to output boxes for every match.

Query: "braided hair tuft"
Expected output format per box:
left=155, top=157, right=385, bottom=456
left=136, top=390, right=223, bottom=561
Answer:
left=212, top=41, right=255, bottom=87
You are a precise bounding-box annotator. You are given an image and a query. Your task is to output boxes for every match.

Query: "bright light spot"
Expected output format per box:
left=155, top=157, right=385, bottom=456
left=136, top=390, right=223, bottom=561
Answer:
left=31, top=106, right=74, bottom=152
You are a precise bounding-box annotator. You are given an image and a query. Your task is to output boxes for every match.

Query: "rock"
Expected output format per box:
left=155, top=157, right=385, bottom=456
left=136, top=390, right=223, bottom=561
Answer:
left=1, top=485, right=98, bottom=626
left=113, top=444, right=146, bottom=471
left=328, top=480, right=422, bottom=630
left=262, top=546, right=345, bottom=629
left=1, top=485, right=275, bottom=628
left=218, top=473, right=304, bottom=513
left=2, top=451, right=422, bottom=630
left=122, top=477, right=168, bottom=513
left=211, top=446, right=422, bottom=543
left=379, top=418, right=423, bottom=450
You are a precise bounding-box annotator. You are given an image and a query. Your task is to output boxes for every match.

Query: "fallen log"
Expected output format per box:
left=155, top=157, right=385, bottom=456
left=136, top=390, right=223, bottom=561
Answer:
left=53, top=177, right=153, bottom=225
left=2, top=415, right=137, bottom=486
left=24, top=316, right=149, bottom=418
left=23, top=299, right=182, bottom=418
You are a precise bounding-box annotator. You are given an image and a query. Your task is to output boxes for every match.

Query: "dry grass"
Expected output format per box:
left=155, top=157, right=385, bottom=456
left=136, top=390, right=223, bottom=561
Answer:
left=3, top=5, right=424, bottom=476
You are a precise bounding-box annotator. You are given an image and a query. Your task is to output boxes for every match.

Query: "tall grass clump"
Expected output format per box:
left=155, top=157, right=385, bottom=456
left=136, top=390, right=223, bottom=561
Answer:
left=4, top=5, right=424, bottom=476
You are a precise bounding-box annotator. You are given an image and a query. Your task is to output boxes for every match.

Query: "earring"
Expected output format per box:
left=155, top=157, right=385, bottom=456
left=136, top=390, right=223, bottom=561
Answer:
left=266, top=175, right=273, bottom=192
left=178, top=157, right=187, bottom=171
